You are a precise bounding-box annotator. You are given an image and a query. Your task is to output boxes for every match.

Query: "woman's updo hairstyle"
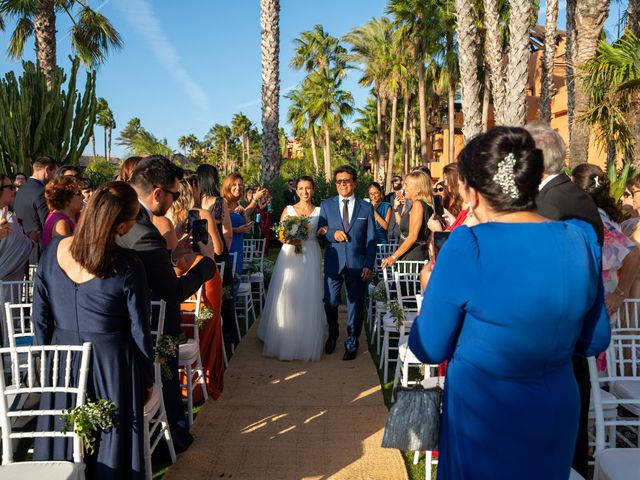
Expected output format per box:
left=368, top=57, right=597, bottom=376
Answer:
left=571, top=163, right=623, bottom=224
left=457, top=126, right=544, bottom=212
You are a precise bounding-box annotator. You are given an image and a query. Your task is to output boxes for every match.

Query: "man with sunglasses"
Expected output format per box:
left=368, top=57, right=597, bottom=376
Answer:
left=317, top=165, right=376, bottom=361
left=117, top=155, right=216, bottom=455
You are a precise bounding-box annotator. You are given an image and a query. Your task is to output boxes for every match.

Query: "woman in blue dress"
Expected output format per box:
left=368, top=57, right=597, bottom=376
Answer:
left=221, top=173, right=253, bottom=275
left=368, top=182, right=392, bottom=244
left=33, top=182, right=154, bottom=479
left=409, top=127, right=611, bottom=480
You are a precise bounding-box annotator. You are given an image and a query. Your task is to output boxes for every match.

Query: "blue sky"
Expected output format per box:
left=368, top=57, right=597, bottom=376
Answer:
left=0, top=0, right=628, bottom=159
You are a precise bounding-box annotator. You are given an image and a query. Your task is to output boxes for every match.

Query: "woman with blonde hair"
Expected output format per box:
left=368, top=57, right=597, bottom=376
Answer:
left=167, top=179, right=225, bottom=400
left=381, top=170, right=434, bottom=267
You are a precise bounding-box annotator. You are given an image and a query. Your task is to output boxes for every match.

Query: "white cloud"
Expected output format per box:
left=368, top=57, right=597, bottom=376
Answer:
left=115, top=0, right=209, bottom=110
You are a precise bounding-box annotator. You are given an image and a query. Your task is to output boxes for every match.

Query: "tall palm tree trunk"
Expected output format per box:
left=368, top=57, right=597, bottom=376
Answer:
left=309, top=125, right=319, bottom=174
left=34, top=0, right=57, bottom=89
left=91, top=134, right=96, bottom=159
left=260, top=0, right=281, bottom=182
left=107, top=127, right=112, bottom=162
left=483, top=0, right=507, bottom=124
left=103, top=128, right=107, bottom=159
left=386, top=94, right=398, bottom=192
left=377, top=92, right=388, bottom=178
left=628, top=0, right=640, bottom=36
left=626, top=0, right=640, bottom=159
left=455, top=0, right=483, bottom=141
left=417, top=57, right=430, bottom=163
left=503, top=0, right=534, bottom=127
left=323, top=123, right=332, bottom=181
left=410, top=115, right=417, bottom=168
left=448, top=83, right=455, bottom=163
left=400, top=91, right=410, bottom=176
left=540, top=0, right=559, bottom=122
left=569, top=0, right=612, bottom=166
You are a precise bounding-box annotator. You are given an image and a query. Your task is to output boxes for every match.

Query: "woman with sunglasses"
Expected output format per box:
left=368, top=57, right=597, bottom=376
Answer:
left=42, top=175, right=83, bottom=249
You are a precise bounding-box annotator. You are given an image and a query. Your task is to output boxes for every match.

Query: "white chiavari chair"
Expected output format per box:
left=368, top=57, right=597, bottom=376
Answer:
left=242, top=238, right=266, bottom=312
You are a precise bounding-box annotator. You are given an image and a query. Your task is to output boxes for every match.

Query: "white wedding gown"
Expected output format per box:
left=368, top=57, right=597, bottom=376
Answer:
left=257, top=206, right=327, bottom=361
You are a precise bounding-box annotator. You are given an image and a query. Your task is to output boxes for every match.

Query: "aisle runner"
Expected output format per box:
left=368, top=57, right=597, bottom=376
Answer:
left=164, top=307, right=407, bottom=480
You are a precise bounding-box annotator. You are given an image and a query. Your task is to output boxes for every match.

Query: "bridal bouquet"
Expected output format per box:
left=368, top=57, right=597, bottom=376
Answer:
left=273, top=215, right=311, bottom=254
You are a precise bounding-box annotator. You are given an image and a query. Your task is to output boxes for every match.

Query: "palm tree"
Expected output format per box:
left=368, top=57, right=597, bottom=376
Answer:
left=628, top=0, right=640, bottom=36
left=208, top=124, right=235, bottom=174
left=116, top=117, right=172, bottom=157
left=539, top=0, right=559, bottom=122
left=286, top=87, right=320, bottom=173
left=260, top=0, right=280, bottom=182
left=96, top=97, right=115, bottom=161
left=345, top=17, right=392, bottom=180
left=581, top=33, right=640, bottom=161
left=304, top=70, right=354, bottom=180
left=454, top=0, right=483, bottom=140
left=566, top=0, right=612, bottom=166
left=0, top=0, right=122, bottom=88
left=178, top=135, right=189, bottom=156
left=291, top=24, right=348, bottom=73
left=231, top=112, right=252, bottom=166
left=353, top=97, right=378, bottom=170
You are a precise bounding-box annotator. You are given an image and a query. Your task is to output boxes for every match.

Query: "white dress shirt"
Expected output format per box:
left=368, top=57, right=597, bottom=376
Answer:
left=539, top=173, right=560, bottom=191
left=339, top=194, right=356, bottom=225
left=139, top=199, right=154, bottom=220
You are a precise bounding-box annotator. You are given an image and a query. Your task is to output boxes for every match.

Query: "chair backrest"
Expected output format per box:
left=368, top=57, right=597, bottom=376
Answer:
left=588, top=340, right=640, bottom=453
left=392, top=261, right=425, bottom=275
left=0, top=343, right=92, bottom=465
left=605, top=333, right=640, bottom=379
left=3, top=302, right=36, bottom=348
left=616, top=298, right=640, bottom=332
left=0, top=281, right=34, bottom=347
left=394, top=272, right=421, bottom=313
left=180, top=287, right=203, bottom=342
left=242, top=239, right=265, bottom=273
left=216, top=261, right=226, bottom=282
left=150, top=300, right=167, bottom=349
left=375, top=244, right=396, bottom=275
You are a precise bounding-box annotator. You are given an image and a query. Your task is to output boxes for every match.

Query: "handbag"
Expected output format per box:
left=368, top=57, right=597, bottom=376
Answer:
left=381, top=378, right=443, bottom=452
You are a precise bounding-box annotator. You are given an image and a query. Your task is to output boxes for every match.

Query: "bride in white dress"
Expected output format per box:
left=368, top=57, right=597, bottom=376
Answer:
left=257, top=176, right=327, bottom=361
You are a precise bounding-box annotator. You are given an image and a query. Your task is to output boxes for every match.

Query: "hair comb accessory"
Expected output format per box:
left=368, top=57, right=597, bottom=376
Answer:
left=593, top=176, right=600, bottom=188
left=493, top=152, right=519, bottom=199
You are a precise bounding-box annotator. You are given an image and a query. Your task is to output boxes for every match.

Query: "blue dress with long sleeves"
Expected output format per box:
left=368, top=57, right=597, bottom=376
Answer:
left=32, top=236, right=154, bottom=479
left=409, top=220, right=610, bottom=480
left=229, top=211, right=245, bottom=274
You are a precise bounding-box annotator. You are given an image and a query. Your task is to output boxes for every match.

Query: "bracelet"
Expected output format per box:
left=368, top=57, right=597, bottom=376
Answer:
left=391, top=254, right=397, bottom=261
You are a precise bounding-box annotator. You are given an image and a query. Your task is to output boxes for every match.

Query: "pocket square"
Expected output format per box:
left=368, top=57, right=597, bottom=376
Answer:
left=357, top=217, right=366, bottom=220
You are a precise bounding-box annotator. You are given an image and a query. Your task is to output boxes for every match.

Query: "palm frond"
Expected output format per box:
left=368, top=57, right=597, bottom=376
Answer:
left=7, top=16, right=33, bottom=59
left=71, top=7, right=122, bottom=66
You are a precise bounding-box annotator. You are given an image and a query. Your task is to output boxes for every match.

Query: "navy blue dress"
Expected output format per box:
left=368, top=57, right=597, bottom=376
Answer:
left=33, top=237, right=154, bottom=479
left=409, top=220, right=611, bottom=480
left=373, top=201, right=392, bottom=244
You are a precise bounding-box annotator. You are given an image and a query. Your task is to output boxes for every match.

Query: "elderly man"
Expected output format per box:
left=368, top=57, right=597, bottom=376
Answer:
left=527, top=122, right=604, bottom=479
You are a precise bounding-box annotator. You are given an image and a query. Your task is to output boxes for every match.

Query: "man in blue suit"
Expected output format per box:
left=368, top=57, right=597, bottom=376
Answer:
left=317, top=165, right=376, bottom=360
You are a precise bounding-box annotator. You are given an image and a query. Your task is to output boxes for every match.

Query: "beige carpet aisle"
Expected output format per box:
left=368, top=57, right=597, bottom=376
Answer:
left=164, top=307, right=408, bottom=480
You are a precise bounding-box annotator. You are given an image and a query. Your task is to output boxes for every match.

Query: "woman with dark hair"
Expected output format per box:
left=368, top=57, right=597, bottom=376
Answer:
left=409, top=127, right=610, bottom=480
left=368, top=182, right=392, bottom=243
left=257, top=176, right=326, bottom=361
left=572, top=164, right=640, bottom=319
left=428, top=162, right=475, bottom=233
left=33, top=181, right=154, bottom=479
left=117, top=156, right=143, bottom=182
left=221, top=173, right=253, bottom=275
left=196, top=164, right=238, bottom=348
left=42, top=175, right=83, bottom=248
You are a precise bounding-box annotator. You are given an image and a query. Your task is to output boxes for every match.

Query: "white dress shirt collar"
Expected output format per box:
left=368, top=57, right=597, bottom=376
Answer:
left=539, top=173, right=560, bottom=191
left=138, top=199, right=154, bottom=220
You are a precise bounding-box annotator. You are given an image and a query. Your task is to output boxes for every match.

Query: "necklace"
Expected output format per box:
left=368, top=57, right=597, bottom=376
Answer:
left=294, top=203, right=315, bottom=217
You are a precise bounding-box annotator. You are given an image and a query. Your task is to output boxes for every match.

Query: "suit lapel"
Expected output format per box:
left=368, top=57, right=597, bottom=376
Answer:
left=347, top=198, right=361, bottom=232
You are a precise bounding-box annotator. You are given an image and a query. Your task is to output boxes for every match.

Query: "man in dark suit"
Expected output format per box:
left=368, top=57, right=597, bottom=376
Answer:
left=117, top=155, right=216, bottom=453
left=14, top=156, right=58, bottom=263
left=283, top=178, right=299, bottom=206
left=528, top=123, right=604, bottom=478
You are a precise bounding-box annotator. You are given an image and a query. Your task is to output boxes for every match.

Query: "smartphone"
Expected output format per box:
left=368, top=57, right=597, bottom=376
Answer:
left=191, top=219, right=208, bottom=253
left=433, top=231, right=450, bottom=259
left=187, top=209, right=200, bottom=233
left=433, top=194, right=445, bottom=218
left=396, top=190, right=405, bottom=203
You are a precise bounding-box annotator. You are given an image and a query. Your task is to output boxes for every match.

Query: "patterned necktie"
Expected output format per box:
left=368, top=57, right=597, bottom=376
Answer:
left=342, top=199, right=350, bottom=231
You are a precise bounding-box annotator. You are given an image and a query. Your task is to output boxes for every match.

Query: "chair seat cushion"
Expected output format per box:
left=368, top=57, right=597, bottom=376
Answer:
left=248, top=272, right=264, bottom=281
left=596, top=448, right=640, bottom=480
left=589, top=389, right=618, bottom=413
left=611, top=380, right=640, bottom=415
left=382, top=311, right=417, bottom=328
left=397, top=337, right=421, bottom=363
left=144, top=383, right=162, bottom=417
left=178, top=339, right=199, bottom=363
left=0, top=461, right=82, bottom=479
left=238, top=283, right=252, bottom=294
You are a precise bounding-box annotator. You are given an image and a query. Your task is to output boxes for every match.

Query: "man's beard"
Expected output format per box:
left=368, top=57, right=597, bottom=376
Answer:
left=393, top=184, right=402, bottom=191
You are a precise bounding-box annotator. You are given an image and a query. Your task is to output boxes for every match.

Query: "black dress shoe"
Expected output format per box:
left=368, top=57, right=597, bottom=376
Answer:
left=343, top=350, right=357, bottom=361
left=325, top=337, right=337, bottom=354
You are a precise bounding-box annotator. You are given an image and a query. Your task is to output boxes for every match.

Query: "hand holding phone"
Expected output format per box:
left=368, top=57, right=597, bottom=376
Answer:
left=0, top=206, right=7, bottom=225
left=187, top=209, right=200, bottom=233
left=191, top=219, right=208, bottom=253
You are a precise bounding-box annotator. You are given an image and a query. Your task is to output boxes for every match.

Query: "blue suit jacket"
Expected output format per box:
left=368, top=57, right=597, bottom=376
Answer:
left=318, top=196, right=377, bottom=275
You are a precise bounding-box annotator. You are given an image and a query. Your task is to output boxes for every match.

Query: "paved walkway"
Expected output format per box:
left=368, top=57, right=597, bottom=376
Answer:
left=164, top=308, right=408, bottom=480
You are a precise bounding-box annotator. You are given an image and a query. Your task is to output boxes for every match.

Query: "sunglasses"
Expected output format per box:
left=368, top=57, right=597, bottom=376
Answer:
left=154, top=185, right=180, bottom=201
left=335, top=179, right=353, bottom=185
left=0, top=184, right=15, bottom=191
left=434, top=186, right=446, bottom=193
